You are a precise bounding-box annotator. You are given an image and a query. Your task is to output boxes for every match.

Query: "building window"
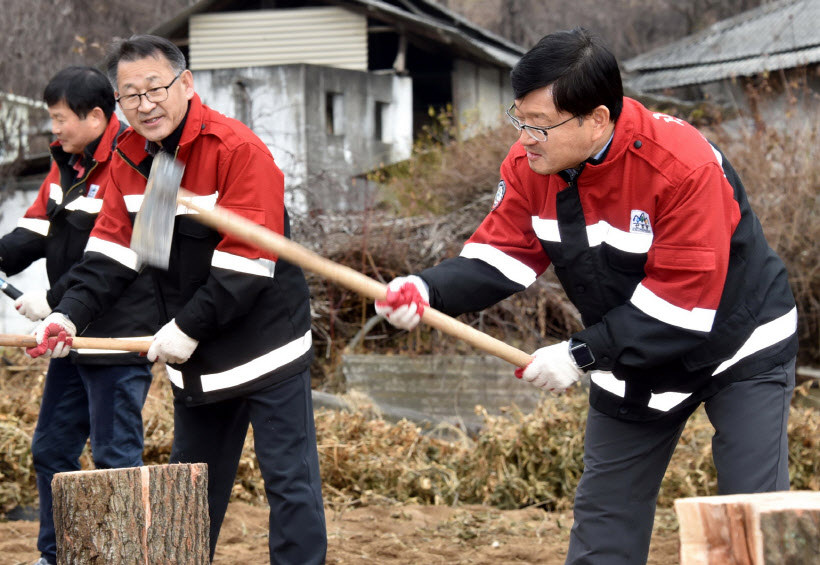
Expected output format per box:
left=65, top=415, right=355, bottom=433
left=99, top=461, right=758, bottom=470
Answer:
left=326, top=92, right=343, bottom=136
left=374, top=101, right=390, bottom=142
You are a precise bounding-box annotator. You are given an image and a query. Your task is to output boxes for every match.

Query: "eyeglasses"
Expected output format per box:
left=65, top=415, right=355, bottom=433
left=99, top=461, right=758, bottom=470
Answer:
left=506, top=103, right=577, bottom=142
left=116, top=72, right=183, bottom=110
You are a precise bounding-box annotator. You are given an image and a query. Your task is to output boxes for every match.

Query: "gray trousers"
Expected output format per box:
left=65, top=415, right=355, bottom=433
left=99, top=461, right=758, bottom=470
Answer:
left=566, top=358, right=795, bottom=565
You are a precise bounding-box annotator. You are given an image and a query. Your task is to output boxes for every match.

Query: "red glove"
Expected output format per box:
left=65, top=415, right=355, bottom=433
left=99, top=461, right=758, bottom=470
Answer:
left=26, top=313, right=76, bottom=358
left=375, top=276, right=430, bottom=330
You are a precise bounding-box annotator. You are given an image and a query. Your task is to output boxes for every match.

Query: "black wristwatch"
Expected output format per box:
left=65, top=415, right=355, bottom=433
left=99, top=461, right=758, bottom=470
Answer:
left=568, top=338, right=595, bottom=370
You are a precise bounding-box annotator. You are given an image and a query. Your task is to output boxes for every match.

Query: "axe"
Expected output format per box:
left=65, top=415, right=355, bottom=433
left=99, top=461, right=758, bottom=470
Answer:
left=131, top=153, right=533, bottom=368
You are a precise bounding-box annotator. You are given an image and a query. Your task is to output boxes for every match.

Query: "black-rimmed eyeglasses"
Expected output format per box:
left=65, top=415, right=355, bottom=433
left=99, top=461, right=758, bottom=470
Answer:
left=506, top=103, right=577, bottom=142
left=116, top=71, right=184, bottom=110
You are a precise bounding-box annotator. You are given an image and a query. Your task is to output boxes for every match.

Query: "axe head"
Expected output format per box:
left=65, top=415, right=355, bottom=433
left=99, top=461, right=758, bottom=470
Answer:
left=130, top=152, right=184, bottom=270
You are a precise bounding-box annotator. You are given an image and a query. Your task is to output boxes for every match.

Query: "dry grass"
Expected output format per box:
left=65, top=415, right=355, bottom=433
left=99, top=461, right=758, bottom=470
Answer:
left=705, top=109, right=820, bottom=365
left=2, top=349, right=818, bottom=518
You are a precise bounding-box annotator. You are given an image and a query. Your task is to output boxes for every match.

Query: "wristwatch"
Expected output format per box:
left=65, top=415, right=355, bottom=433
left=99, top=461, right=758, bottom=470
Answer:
left=568, top=338, right=595, bottom=369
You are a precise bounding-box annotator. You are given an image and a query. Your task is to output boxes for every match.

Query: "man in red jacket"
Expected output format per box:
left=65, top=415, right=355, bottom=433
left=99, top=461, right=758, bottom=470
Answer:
left=376, top=28, right=797, bottom=564
left=0, top=66, right=154, bottom=565
left=29, top=36, right=325, bottom=564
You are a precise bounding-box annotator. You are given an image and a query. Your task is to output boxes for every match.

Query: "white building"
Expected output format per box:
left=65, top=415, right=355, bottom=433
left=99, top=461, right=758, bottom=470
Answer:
left=151, top=0, right=525, bottom=212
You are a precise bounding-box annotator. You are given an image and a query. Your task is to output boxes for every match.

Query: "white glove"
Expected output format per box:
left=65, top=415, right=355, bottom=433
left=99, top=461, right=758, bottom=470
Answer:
left=515, top=341, right=585, bottom=393
left=27, top=312, right=77, bottom=359
left=14, top=289, right=52, bottom=321
left=148, top=319, right=199, bottom=364
left=375, top=275, right=430, bottom=330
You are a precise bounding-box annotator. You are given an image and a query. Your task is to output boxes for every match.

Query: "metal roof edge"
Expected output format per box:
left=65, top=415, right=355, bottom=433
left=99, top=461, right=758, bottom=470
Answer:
left=624, top=44, right=820, bottom=91
left=623, top=0, right=809, bottom=72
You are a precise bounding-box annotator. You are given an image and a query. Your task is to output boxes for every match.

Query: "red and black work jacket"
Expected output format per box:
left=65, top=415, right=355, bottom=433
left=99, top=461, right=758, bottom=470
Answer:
left=0, top=114, right=154, bottom=365
left=419, top=97, right=797, bottom=420
left=54, top=94, right=313, bottom=405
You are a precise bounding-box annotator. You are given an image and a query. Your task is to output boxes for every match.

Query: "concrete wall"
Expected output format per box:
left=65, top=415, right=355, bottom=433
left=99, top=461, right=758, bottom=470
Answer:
left=0, top=94, right=49, bottom=165
left=194, top=65, right=310, bottom=212
left=342, top=353, right=545, bottom=434
left=451, top=59, right=512, bottom=137
left=194, top=64, right=412, bottom=213
left=302, top=66, right=412, bottom=211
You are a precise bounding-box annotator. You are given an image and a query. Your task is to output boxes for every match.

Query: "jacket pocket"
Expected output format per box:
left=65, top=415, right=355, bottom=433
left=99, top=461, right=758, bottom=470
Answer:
left=651, top=244, right=715, bottom=272
left=65, top=209, right=97, bottom=232
left=173, top=216, right=221, bottom=291
left=603, top=244, right=648, bottom=274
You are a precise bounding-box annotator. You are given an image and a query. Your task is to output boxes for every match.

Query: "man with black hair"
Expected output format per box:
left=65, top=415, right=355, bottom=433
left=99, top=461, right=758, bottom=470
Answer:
left=0, top=66, right=155, bottom=565
left=376, top=27, right=797, bottom=564
left=28, top=36, right=326, bottom=564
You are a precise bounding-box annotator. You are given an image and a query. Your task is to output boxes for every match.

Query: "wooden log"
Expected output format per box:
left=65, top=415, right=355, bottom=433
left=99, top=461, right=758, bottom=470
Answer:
left=52, top=463, right=209, bottom=565
left=675, top=491, right=820, bottom=565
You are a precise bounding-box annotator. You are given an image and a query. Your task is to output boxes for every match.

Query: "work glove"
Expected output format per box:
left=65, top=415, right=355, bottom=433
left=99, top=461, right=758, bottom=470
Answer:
left=14, top=289, right=52, bottom=321
left=515, top=341, right=584, bottom=393
left=375, top=275, right=430, bottom=331
left=148, top=319, right=199, bottom=364
left=26, top=312, right=76, bottom=359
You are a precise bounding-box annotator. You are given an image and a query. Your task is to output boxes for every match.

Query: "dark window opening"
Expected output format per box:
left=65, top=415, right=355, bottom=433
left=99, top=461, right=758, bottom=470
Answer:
left=326, top=92, right=343, bottom=136
left=375, top=101, right=389, bottom=142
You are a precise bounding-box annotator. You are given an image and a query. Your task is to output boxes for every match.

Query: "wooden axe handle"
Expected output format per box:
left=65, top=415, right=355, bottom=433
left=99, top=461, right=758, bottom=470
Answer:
left=0, top=334, right=151, bottom=352
left=178, top=191, right=533, bottom=368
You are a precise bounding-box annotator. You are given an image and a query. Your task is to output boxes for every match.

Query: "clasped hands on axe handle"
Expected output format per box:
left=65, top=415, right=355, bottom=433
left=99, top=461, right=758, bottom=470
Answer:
left=177, top=190, right=534, bottom=369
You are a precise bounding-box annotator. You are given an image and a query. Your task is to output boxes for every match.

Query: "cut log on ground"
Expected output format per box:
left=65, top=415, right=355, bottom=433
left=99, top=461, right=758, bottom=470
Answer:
left=52, top=463, right=209, bottom=565
left=675, top=490, right=820, bottom=565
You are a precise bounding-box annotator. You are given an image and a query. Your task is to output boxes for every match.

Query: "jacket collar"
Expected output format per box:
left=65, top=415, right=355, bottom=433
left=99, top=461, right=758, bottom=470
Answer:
left=554, top=98, right=641, bottom=185
left=92, top=113, right=123, bottom=164
left=579, top=97, right=639, bottom=176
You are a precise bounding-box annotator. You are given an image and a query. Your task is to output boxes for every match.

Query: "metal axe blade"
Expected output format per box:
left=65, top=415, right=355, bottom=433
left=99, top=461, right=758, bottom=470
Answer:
left=130, top=152, right=185, bottom=270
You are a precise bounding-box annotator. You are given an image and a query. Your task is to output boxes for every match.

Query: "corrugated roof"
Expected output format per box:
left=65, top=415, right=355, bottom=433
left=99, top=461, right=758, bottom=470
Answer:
left=150, top=0, right=525, bottom=69
left=623, top=0, right=820, bottom=92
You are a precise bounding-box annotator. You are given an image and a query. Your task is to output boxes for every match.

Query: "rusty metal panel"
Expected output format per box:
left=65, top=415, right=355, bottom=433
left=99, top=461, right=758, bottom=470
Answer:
left=189, top=7, right=367, bottom=71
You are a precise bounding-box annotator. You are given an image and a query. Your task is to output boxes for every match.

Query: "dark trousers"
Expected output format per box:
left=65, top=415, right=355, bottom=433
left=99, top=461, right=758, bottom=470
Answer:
left=169, top=368, right=327, bottom=565
left=566, top=358, right=795, bottom=565
left=31, top=358, right=153, bottom=564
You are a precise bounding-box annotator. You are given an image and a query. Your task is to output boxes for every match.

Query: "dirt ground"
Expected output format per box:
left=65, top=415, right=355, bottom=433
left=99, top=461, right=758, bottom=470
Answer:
left=1, top=500, right=680, bottom=564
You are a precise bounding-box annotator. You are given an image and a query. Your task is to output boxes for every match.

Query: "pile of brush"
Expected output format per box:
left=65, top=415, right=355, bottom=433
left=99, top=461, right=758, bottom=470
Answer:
left=2, top=348, right=817, bottom=518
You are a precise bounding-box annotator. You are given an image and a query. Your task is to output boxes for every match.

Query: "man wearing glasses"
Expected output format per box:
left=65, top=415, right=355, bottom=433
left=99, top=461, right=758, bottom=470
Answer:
left=376, top=27, right=797, bottom=564
left=0, top=66, right=155, bottom=565
left=28, top=35, right=326, bottom=564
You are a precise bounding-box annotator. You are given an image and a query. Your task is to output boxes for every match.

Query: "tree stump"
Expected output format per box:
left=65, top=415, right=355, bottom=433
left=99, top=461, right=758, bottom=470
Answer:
left=675, top=491, right=820, bottom=565
left=52, top=463, right=209, bottom=565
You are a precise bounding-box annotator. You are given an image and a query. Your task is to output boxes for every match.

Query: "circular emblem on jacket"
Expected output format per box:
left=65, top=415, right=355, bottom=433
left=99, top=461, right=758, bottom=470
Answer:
left=492, top=180, right=506, bottom=211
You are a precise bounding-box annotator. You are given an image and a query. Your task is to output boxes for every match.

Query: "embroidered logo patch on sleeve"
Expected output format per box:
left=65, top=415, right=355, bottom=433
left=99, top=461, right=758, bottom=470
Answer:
left=492, top=180, right=506, bottom=211
left=630, top=210, right=652, bottom=234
